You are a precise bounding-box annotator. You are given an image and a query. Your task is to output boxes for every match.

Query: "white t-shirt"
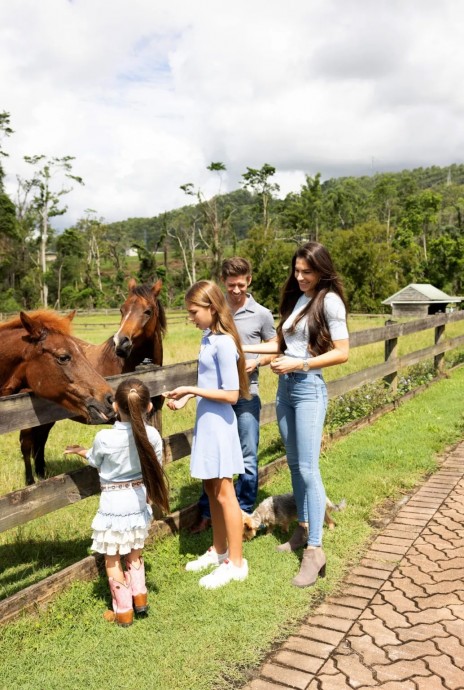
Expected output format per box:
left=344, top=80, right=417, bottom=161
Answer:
left=282, top=292, right=348, bottom=373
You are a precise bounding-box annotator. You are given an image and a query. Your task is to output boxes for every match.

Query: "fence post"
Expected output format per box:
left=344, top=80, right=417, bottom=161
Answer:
left=434, top=323, right=446, bottom=373
left=384, top=319, right=398, bottom=393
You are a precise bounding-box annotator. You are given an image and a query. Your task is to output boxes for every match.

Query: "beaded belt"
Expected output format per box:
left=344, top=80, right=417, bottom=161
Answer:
left=100, top=479, right=144, bottom=491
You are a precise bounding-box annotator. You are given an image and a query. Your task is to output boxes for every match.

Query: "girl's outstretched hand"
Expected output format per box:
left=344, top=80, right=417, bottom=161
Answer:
left=163, top=388, right=194, bottom=411
left=64, top=445, right=87, bottom=457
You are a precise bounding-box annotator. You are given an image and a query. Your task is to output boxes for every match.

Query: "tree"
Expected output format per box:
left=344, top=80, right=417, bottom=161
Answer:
left=180, top=162, right=233, bottom=281
left=0, top=111, right=14, bottom=187
left=371, top=173, right=398, bottom=243
left=398, top=190, right=442, bottom=263
left=167, top=208, right=201, bottom=286
left=282, top=173, right=322, bottom=243
left=241, top=163, right=280, bottom=237
left=20, top=155, right=84, bottom=307
left=325, top=221, right=400, bottom=312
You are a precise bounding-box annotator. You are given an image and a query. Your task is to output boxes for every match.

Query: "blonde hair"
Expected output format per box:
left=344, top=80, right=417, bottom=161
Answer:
left=186, top=280, right=251, bottom=400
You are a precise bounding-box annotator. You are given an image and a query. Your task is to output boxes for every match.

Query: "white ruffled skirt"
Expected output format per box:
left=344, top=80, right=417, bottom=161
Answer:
left=90, top=484, right=153, bottom=556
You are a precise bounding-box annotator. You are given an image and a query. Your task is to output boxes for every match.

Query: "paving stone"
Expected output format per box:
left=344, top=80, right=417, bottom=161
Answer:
left=273, top=650, right=323, bottom=675
left=374, top=658, right=430, bottom=682
left=432, top=635, right=464, bottom=667
left=405, top=607, right=456, bottom=625
left=384, top=639, right=441, bottom=661
left=396, top=622, right=448, bottom=642
left=348, top=632, right=390, bottom=665
left=360, top=557, right=397, bottom=570
left=424, top=654, right=464, bottom=689
left=326, top=595, right=370, bottom=610
left=244, top=680, right=284, bottom=690
left=357, top=617, right=401, bottom=647
left=298, top=624, right=346, bottom=646
left=283, top=636, right=334, bottom=658
left=342, top=584, right=377, bottom=600
left=261, top=662, right=313, bottom=689
left=369, top=542, right=410, bottom=555
left=306, top=614, right=353, bottom=632
left=412, top=675, right=449, bottom=690
left=316, top=603, right=361, bottom=620
left=345, top=573, right=386, bottom=588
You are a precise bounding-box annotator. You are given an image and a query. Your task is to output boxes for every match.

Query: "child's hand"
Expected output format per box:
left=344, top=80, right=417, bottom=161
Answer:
left=163, top=388, right=193, bottom=411
left=64, top=445, right=87, bottom=456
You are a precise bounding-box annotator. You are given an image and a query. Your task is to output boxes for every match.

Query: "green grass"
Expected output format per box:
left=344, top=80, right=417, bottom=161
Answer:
left=1, top=367, right=464, bottom=690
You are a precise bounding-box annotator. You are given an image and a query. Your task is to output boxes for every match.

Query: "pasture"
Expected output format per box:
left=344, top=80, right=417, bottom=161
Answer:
left=1, top=364, right=464, bottom=689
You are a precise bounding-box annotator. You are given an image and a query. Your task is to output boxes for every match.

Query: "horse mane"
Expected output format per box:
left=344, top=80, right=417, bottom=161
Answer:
left=0, top=310, right=73, bottom=335
left=131, top=284, right=167, bottom=336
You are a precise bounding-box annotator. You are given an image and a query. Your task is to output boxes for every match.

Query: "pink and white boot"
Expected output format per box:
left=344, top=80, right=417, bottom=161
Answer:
left=126, top=557, right=149, bottom=615
left=107, top=572, right=134, bottom=627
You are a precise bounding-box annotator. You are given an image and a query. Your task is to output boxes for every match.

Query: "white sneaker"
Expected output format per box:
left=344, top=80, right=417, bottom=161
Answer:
left=199, top=558, right=248, bottom=589
left=185, top=547, right=228, bottom=572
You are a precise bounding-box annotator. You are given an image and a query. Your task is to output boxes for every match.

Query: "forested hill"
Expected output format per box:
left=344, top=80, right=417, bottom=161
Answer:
left=1, top=160, right=463, bottom=314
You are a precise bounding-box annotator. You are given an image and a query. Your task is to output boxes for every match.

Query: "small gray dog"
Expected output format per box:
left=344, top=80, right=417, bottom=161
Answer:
left=242, top=493, right=346, bottom=540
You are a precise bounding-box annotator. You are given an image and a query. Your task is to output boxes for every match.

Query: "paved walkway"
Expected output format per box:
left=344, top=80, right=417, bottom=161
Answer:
left=244, top=441, right=464, bottom=690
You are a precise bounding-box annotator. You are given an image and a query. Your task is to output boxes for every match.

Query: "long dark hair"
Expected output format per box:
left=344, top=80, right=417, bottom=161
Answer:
left=114, top=377, right=170, bottom=512
left=277, top=242, right=348, bottom=356
left=185, top=280, right=251, bottom=400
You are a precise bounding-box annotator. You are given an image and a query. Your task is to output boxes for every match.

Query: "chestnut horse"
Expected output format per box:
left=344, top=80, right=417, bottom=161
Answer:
left=19, top=279, right=166, bottom=484
left=0, top=309, right=115, bottom=432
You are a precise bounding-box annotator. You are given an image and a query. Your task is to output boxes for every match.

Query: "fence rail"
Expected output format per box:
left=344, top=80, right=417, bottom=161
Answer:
left=1, top=310, right=464, bottom=535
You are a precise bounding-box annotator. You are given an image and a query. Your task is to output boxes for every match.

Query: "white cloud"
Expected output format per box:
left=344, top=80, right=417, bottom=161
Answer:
left=1, top=0, right=464, bottom=229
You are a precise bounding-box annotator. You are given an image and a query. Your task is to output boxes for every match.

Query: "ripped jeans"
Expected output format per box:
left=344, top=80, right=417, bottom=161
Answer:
left=276, top=371, right=328, bottom=547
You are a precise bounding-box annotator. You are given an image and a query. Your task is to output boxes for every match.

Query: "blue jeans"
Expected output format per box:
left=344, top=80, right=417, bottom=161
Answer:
left=276, top=372, right=328, bottom=547
left=198, top=394, right=261, bottom=517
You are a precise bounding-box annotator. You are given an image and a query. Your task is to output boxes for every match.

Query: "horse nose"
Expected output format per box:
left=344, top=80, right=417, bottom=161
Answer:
left=114, top=335, right=132, bottom=357
left=105, top=392, right=114, bottom=408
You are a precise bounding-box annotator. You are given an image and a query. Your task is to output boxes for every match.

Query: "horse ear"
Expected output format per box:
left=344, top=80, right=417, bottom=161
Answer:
left=20, top=311, right=45, bottom=341
left=128, top=278, right=137, bottom=292
left=152, top=279, right=163, bottom=297
left=66, top=310, right=76, bottom=323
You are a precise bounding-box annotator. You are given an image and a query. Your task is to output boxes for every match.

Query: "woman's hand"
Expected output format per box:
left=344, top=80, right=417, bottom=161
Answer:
left=270, top=356, right=302, bottom=375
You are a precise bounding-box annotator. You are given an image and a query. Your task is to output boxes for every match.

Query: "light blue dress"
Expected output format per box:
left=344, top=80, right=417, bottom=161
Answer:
left=190, top=331, right=245, bottom=479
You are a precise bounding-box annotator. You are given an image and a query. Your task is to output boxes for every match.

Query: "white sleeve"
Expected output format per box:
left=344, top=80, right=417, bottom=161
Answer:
left=324, top=293, right=349, bottom=341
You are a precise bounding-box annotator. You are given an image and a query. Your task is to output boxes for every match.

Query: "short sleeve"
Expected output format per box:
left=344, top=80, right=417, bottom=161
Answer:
left=146, top=426, right=163, bottom=466
left=261, top=309, right=277, bottom=341
left=86, top=433, right=105, bottom=469
left=215, top=335, right=239, bottom=390
left=324, top=293, right=349, bottom=341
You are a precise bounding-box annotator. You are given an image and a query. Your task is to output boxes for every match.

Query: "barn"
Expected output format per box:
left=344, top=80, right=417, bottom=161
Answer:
left=382, top=283, right=462, bottom=318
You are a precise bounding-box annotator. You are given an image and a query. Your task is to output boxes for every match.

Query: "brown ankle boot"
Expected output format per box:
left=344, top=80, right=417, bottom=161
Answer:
left=292, top=547, right=326, bottom=588
left=276, top=524, right=308, bottom=552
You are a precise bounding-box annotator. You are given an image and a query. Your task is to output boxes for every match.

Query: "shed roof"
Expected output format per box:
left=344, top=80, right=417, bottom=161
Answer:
left=382, top=283, right=462, bottom=305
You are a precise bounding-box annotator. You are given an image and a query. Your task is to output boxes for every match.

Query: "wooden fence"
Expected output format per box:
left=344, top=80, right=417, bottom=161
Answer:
left=1, top=310, right=464, bottom=622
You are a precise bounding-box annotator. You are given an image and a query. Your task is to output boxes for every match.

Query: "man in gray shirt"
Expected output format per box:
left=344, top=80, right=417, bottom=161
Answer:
left=192, top=257, right=277, bottom=532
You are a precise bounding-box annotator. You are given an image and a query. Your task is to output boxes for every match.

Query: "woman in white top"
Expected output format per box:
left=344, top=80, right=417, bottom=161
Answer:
left=243, top=242, right=349, bottom=588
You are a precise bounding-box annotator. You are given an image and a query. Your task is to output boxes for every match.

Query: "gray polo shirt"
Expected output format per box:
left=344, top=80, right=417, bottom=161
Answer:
left=232, top=293, right=276, bottom=396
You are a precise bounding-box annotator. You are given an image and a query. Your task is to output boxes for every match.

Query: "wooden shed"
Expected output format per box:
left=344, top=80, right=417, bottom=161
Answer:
left=382, top=283, right=462, bottom=318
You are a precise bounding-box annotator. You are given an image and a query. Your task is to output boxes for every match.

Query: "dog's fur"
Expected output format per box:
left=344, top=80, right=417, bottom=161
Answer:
left=242, top=493, right=346, bottom=541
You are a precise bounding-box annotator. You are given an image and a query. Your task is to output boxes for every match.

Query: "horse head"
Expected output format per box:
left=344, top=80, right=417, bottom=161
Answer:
left=16, top=310, right=115, bottom=424
left=113, top=279, right=166, bottom=365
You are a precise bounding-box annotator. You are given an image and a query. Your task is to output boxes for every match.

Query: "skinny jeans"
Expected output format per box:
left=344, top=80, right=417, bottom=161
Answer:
left=276, top=371, right=328, bottom=547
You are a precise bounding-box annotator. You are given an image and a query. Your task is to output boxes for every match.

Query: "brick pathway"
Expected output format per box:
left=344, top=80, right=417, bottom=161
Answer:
left=244, top=442, right=464, bottom=690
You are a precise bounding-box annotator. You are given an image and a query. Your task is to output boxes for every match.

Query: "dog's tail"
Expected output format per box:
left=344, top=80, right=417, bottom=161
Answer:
left=331, top=498, right=347, bottom=512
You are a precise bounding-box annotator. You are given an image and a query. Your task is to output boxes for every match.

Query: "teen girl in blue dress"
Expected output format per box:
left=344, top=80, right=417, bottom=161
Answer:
left=164, top=280, right=250, bottom=589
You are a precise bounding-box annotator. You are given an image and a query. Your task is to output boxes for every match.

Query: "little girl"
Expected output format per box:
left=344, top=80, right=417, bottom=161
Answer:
left=164, top=280, right=250, bottom=589
left=64, top=377, right=169, bottom=626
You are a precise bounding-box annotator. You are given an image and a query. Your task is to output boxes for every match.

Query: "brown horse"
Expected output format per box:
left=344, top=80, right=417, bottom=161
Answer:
left=19, top=279, right=166, bottom=484
left=0, top=309, right=115, bottom=432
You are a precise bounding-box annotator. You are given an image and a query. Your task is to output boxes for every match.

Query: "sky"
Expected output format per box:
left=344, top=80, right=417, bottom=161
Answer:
left=1, top=0, right=464, bottom=230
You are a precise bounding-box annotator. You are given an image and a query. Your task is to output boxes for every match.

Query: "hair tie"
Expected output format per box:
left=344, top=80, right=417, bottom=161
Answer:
left=129, top=388, right=138, bottom=394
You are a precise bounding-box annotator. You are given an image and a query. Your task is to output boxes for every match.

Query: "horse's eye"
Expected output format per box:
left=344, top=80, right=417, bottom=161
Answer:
left=144, top=309, right=152, bottom=317
left=57, top=353, right=71, bottom=364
